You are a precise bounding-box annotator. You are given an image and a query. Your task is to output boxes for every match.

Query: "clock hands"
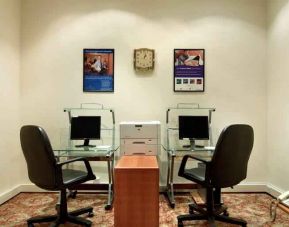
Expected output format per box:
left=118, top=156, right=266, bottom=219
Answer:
left=134, top=48, right=154, bottom=71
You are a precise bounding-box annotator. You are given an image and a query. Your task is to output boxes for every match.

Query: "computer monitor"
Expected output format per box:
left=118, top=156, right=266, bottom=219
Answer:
left=70, top=116, right=101, bottom=147
left=179, top=115, right=209, bottom=149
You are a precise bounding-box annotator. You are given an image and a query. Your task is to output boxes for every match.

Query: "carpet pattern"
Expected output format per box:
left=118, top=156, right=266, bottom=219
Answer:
left=0, top=192, right=289, bottom=226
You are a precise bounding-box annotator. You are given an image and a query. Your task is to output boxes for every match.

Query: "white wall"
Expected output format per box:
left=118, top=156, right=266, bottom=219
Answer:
left=267, top=0, right=289, bottom=192
left=0, top=0, right=23, bottom=194
left=20, top=0, right=267, bottom=184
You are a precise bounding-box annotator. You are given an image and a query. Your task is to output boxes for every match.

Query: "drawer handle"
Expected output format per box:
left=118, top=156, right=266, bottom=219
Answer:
left=133, top=141, right=145, bottom=144
left=132, top=152, right=146, bottom=155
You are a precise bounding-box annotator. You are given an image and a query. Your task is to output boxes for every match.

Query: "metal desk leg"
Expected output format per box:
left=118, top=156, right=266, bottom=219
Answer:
left=166, top=153, right=171, bottom=193
left=105, top=157, right=113, bottom=210
left=111, top=154, right=115, bottom=187
left=166, top=152, right=175, bottom=208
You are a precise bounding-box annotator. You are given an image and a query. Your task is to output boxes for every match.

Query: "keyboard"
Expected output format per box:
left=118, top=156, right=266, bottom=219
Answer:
left=204, top=146, right=215, bottom=150
left=96, top=145, right=111, bottom=151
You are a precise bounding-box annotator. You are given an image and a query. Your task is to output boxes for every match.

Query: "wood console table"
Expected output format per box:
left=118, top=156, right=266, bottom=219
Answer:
left=114, top=156, right=159, bottom=227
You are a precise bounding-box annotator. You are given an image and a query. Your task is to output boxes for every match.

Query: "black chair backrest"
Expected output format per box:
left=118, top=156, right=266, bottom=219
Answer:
left=209, top=124, right=254, bottom=188
left=20, top=125, right=58, bottom=190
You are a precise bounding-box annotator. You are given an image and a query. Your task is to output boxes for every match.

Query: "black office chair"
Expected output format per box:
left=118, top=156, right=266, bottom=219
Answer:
left=177, top=124, right=254, bottom=227
left=20, top=125, right=96, bottom=227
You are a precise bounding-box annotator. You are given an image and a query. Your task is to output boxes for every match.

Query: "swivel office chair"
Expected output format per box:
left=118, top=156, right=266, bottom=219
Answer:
left=20, top=125, right=96, bottom=227
left=177, top=124, right=254, bottom=227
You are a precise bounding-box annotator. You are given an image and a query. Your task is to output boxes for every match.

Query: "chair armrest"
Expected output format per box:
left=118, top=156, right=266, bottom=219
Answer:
left=188, top=155, right=211, bottom=164
left=178, top=155, right=210, bottom=177
left=57, top=157, right=94, bottom=177
left=57, top=157, right=86, bottom=166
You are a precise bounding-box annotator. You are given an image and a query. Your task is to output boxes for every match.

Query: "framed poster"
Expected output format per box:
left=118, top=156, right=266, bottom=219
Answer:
left=83, top=49, right=114, bottom=92
left=174, top=49, right=205, bottom=92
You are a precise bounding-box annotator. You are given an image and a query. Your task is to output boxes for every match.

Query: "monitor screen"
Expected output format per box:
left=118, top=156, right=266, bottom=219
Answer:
left=70, top=116, right=101, bottom=140
left=179, top=116, right=209, bottom=140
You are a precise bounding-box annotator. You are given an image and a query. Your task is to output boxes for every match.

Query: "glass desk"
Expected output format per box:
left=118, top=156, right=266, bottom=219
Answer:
left=163, top=145, right=214, bottom=208
left=54, top=145, right=118, bottom=210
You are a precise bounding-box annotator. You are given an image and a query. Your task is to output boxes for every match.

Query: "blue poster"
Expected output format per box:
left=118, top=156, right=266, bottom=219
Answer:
left=174, top=49, right=205, bottom=92
left=83, top=49, right=114, bottom=92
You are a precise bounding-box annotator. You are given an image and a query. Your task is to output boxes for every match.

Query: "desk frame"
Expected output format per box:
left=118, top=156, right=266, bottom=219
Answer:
left=165, top=148, right=213, bottom=208
left=165, top=103, right=216, bottom=208
left=166, top=148, right=176, bottom=208
left=55, top=149, right=115, bottom=210
left=60, top=103, right=116, bottom=210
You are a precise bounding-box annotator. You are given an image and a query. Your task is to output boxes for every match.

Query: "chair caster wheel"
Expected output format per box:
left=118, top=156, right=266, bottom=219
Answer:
left=88, top=212, right=94, bottom=217
left=55, top=203, right=60, bottom=212
left=178, top=221, right=184, bottom=227
left=68, top=190, right=77, bottom=199
left=105, top=204, right=112, bottom=210
left=189, top=207, right=195, bottom=214
left=223, top=210, right=229, bottom=216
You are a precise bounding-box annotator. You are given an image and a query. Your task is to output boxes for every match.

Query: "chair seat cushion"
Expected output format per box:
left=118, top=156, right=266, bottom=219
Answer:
left=183, top=167, right=206, bottom=182
left=62, top=169, right=90, bottom=185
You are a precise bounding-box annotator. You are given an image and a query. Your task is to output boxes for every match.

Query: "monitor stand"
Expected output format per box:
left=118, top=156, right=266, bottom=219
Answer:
left=75, top=139, right=96, bottom=148
left=182, top=139, right=196, bottom=150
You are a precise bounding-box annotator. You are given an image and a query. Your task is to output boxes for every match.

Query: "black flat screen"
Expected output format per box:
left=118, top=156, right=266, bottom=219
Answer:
left=70, top=116, right=101, bottom=140
left=179, top=116, right=209, bottom=140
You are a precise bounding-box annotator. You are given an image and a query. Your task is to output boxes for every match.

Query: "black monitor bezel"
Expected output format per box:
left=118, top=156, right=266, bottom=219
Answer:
left=178, top=115, right=209, bottom=140
left=70, top=116, right=101, bottom=141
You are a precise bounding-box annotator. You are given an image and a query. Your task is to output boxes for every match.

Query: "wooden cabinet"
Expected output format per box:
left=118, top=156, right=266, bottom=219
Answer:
left=114, top=156, right=159, bottom=227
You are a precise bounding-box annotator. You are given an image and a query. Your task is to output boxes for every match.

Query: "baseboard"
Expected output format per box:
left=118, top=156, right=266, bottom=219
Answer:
left=0, top=184, right=46, bottom=205
left=160, top=181, right=285, bottom=196
left=0, top=185, right=21, bottom=205
left=266, top=183, right=284, bottom=198
left=0, top=182, right=285, bottom=205
left=19, top=184, right=47, bottom=193
left=222, top=182, right=268, bottom=193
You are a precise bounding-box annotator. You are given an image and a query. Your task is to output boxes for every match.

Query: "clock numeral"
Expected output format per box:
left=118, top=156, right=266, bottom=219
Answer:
left=134, top=48, right=155, bottom=71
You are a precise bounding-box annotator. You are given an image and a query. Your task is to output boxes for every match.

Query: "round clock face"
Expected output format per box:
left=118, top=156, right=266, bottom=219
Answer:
left=134, top=48, right=155, bottom=71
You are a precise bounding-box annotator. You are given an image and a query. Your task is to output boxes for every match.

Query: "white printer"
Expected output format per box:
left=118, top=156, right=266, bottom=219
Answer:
left=120, top=121, right=161, bottom=156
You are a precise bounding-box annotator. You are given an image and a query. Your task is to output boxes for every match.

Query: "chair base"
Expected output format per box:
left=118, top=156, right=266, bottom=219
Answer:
left=177, top=213, right=247, bottom=227
left=27, top=206, right=93, bottom=227
left=178, top=203, right=246, bottom=227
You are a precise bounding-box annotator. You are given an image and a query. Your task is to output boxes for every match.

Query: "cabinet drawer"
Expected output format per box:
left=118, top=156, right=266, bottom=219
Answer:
left=121, top=144, right=158, bottom=156
left=121, top=139, right=158, bottom=145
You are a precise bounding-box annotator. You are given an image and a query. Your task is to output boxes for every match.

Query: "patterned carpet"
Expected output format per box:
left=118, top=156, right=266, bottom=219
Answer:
left=0, top=192, right=289, bottom=226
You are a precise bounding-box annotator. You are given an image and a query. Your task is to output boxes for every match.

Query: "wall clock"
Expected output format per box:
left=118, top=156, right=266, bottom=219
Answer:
left=134, top=48, right=155, bottom=71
